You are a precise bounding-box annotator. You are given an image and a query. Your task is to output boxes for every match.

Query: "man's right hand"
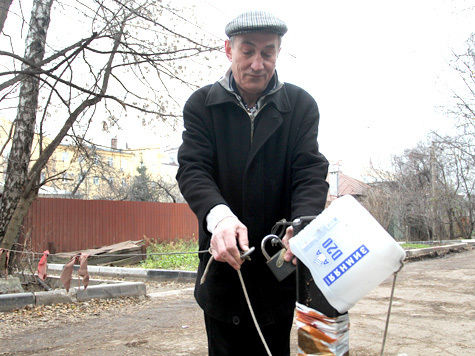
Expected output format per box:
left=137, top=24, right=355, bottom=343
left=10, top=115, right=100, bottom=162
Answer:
left=210, top=216, right=249, bottom=270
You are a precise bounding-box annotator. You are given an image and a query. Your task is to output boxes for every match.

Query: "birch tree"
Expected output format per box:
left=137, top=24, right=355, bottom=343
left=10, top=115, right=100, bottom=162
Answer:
left=0, top=0, right=54, bottom=272
left=0, top=0, right=219, bottom=273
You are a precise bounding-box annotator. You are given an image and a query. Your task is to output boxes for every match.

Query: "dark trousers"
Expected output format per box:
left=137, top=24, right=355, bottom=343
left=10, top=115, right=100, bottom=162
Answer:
left=204, top=312, right=293, bottom=356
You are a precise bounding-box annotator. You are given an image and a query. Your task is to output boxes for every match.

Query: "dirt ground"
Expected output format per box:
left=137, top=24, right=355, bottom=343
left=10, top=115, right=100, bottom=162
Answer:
left=1, top=249, right=474, bottom=356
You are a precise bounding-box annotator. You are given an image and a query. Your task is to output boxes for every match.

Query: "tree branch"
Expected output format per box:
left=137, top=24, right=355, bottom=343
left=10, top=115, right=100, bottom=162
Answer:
left=0, top=32, right=99, bottom=92
left=24, top=20, right=126, bottom=195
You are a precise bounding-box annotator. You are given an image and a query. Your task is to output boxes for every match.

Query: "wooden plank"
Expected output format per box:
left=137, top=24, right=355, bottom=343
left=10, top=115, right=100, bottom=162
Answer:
left=48, top=240, right=145, bottom=265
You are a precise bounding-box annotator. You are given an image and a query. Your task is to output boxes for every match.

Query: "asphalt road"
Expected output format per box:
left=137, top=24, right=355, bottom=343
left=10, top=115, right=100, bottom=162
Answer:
left=1, top=249, right=474, bottom=355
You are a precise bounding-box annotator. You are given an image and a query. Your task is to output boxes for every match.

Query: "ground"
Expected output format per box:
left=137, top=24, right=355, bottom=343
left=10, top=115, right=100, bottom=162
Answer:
left=1, top=249, right=474, bottom=356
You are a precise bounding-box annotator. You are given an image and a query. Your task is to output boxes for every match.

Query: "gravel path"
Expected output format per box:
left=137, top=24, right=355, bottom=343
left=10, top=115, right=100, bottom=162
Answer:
left=1, top=249, right=474, bottom=355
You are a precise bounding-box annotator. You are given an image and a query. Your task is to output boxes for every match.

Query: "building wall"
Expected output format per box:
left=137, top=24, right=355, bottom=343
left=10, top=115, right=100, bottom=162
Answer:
left=47, top=143, right=137, bottom=198
left=0, top=117, right=178, bottom=199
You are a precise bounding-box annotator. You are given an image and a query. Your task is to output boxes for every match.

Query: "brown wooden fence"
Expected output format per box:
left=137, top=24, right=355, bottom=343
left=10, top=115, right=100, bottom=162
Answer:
left=23, top=198, right=198, bottom=253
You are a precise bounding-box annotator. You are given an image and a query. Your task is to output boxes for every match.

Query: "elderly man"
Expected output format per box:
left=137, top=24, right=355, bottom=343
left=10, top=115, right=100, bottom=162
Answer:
left=176, top=11, right=329, bottom=356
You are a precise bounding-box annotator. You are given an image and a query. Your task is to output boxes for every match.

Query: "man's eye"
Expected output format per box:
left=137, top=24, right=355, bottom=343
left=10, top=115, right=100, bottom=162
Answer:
left=243, top=51, right=253, bottom=56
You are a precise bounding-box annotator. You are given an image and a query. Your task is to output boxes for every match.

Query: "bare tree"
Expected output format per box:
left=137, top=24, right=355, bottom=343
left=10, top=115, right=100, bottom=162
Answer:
left=434, top=33, right=475, bottom=239
left=0, top=0, right=219, bottom=273
left=152, top=178, right=180, bottom=203
left=448, top=34, right=475, bottom=147
left=362, top=34, right=475, bottom=242
left=365, top=137, right=474, bottom=242
left=435, top=137, right=474, bottom=239
left=362, top=177, right=403, bottom=238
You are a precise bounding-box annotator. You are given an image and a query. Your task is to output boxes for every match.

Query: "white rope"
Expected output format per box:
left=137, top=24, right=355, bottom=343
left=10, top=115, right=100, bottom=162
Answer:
left=1, top=247, right=208, bottom=257
left=201, top=248, right=272, bottom=355
left=6, top=243, right=402, bottom=355
left=380, top=264, right=402, bottom=356
left=237, top=269, right=272, bottom=356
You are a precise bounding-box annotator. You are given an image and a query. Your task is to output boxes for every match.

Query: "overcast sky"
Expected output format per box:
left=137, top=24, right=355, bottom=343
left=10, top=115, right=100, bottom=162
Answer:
left=183, top=0, right=474, bottom=180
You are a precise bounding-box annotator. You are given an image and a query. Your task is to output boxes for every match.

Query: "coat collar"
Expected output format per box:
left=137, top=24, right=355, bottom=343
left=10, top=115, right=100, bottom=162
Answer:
left=205, top=68, right=291, bottom=114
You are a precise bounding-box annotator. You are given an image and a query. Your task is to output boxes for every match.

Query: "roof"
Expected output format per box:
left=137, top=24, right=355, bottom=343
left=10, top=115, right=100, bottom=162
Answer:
left=327, top=171, right=370, bottom=202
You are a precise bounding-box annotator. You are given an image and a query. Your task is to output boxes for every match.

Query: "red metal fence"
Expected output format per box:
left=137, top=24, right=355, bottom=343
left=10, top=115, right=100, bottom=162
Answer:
left=23, top=198, right=198, bottom=253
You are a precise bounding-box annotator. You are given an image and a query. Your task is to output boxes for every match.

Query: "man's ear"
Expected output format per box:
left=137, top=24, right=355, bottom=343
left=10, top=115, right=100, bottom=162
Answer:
left=225, top=40, right=233, bottom=62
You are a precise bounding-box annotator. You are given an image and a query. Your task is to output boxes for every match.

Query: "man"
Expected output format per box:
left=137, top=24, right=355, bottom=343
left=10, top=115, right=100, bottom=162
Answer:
left=176, top=11, right=329, bottom=356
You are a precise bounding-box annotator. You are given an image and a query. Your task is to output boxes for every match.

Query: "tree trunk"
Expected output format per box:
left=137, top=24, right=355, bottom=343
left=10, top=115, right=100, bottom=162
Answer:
left=0, top=0, right=53, bottom=259
left=0, top=189, right=37, bottom=273
left=0, top=0, right=13, bottom=33
left=447, top=208, right=455, bottom=240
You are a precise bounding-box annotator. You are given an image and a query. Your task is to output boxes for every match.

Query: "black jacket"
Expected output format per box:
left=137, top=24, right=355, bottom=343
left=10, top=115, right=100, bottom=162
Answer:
left=176, top=78, right=329, bottom=325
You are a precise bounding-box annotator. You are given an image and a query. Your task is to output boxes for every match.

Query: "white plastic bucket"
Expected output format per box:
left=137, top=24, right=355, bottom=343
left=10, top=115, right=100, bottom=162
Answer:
left=290, top=195, right=406, bottom=313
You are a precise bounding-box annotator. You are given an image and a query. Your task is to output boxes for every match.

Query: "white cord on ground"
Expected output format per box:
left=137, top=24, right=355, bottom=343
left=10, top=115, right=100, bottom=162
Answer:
left=237, top=269, right=272, bottom=356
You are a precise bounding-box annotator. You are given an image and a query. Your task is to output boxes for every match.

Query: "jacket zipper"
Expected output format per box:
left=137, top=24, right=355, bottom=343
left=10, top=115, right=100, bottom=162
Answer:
left=231, top=91, right=270, bottom=144
left=242, top=102, right=268, bottom=144
left=249, top=110, right=256, bottom=144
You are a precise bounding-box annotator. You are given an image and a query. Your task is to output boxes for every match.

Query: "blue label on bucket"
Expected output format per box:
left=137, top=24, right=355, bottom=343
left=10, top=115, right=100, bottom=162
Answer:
left=323, top=245, right=370, bottom=286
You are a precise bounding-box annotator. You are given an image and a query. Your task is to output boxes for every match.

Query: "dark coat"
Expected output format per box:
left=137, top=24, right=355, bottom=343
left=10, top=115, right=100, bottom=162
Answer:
left=176, top=80, right=329, bottom=326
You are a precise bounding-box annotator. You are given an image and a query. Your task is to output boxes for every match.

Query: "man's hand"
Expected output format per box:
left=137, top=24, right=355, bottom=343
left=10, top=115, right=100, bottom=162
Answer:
left=281, top=226, right=297, bottom=265
left=210, top=216, right=249, bottom=270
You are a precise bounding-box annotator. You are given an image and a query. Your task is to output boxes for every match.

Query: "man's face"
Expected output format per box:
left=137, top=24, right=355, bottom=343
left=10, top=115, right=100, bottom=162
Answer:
left=225, top=32, right=280, bottom=102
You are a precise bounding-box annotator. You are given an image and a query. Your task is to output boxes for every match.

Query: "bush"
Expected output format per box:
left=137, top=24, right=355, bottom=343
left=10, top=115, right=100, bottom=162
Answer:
left=141, top=239, right=200, bottom=271
left=401, top=243, right=429, bottom=249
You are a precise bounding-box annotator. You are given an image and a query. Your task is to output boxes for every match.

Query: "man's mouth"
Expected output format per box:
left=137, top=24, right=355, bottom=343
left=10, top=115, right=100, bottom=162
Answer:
left=247, top=74, right=264, bottom=79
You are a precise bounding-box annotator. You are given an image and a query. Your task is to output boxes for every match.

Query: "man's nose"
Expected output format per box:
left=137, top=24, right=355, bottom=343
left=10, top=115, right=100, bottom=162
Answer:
left=250, top=55, right=264, bottom=71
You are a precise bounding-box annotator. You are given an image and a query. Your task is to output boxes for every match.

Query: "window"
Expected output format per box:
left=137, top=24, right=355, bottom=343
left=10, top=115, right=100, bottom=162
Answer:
left=62, top=151, right=70, bottom=162
left=107, top=157, right=113, bottom=167
left=93, top=176, right=99, bottom=185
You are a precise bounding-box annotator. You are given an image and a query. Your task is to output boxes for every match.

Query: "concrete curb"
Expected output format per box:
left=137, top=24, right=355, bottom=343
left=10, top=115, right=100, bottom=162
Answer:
left=148, top=287, right=194, bottom=299
left=35, top=289, right=73, bottom=306
left=0, top=292, right=35, bottom=312
left=404, top=242, right=471, bottom=261
left=47, top=264, right=197, bottom=282
left=0, top=281, right=146, bottom=312
left=75, top=282, right=146, bottom=301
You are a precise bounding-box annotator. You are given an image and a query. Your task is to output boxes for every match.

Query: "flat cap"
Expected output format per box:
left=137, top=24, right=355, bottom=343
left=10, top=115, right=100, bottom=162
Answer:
left=225, top=11, right=287, bottom=38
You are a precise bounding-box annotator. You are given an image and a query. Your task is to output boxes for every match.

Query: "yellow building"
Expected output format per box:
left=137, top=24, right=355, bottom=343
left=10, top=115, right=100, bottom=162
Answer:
left=0, top=118, right=178, bottom=200
left=45, top=138, right=178, bottom=199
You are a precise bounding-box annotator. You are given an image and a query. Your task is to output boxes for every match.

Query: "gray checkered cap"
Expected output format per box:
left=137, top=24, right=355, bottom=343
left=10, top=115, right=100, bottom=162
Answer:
left=225, top=11, right=287, bottom=38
